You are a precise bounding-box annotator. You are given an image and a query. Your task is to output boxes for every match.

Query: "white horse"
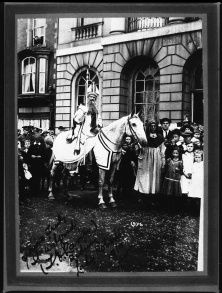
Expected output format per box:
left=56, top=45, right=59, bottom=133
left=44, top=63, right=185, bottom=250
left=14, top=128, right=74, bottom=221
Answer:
left=48, top=113, right=147, bottom=209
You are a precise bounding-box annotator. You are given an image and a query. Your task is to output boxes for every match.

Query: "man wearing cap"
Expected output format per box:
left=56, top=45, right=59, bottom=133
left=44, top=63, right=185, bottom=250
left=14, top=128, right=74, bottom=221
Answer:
left=158, top=118, right=172, bottom=140
left=33, top=127, right=45, bottom=145
left=18, top=126, right=34, bottom=147
left=66, top=92, right=102, bottom=154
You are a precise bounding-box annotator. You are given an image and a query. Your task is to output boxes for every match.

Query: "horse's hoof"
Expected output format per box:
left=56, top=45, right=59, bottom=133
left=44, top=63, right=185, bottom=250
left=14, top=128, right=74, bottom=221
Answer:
left=99, top=203, right=108, bottom=209
left=48, top=196, right=55, bottom=200
left=110, top=202, right=117, bottom=208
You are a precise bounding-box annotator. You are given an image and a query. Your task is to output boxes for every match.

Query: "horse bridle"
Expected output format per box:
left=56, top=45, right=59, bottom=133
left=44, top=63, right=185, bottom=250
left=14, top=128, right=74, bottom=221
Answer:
left=82, top=114, right=142, bottom=148
left=126, top=115, right=142, bottom=147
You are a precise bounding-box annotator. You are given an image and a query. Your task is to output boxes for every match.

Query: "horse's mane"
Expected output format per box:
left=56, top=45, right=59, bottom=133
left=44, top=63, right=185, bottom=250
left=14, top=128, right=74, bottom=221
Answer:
left=103, top=114, right=139, bottom=132
left=103, top=115, right=127, bottom=132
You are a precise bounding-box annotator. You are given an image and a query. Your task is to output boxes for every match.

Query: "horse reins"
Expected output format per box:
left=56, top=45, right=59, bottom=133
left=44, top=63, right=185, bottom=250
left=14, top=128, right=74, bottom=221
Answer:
left=81, top=115, right=142, bottom=148
left=101, top=115, right=141, bottom=147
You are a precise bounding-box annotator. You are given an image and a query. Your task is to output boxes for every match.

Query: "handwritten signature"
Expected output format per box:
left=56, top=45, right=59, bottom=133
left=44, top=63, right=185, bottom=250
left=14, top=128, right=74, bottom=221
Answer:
left=21, top=214, right=133, bottom=276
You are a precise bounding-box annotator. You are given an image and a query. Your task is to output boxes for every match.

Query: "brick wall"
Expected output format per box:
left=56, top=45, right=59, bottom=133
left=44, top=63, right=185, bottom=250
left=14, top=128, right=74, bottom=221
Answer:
left=17, top=19, right=28, bottom=51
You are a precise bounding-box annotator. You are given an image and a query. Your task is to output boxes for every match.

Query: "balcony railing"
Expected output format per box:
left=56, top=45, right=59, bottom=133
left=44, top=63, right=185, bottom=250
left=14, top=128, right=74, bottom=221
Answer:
left=128, top=17, right=168, bottom=32
left=72, top=22, right=103, bottom=41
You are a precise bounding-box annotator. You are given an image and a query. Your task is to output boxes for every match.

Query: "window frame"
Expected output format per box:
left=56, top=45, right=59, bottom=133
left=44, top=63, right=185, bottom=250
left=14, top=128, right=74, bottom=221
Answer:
left=134, top=65, right=160, bottom=123
left=76, top=68, right=99, bottom=109
left=21, top=57, right=36, bottom=94
left=32, top=18, right=46, bottom=46
left=20, top=54, right=49, bottom=96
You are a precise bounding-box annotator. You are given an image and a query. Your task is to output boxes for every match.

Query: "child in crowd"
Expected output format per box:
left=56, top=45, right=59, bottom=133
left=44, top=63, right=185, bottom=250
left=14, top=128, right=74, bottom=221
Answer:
left=191, top=129, right=201, bottom=144
left=21, top=139, right=32, bottom=166
left=188, top=149, right=204, bottom=199
left=161, top=146, right=183, bottom=197
left=180, top=124, right=194, bottom=152
left=117, top=136, right=138, bottom=199
left=164, top=129, right=183, bottom=160
left=181, top=141, right=195, bottom=196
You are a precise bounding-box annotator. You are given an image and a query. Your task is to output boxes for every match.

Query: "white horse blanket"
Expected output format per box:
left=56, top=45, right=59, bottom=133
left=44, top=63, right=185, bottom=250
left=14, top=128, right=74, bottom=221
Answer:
left=52, top=130, right=97, bottom=164
left=52, top=129, right=121, bottom=170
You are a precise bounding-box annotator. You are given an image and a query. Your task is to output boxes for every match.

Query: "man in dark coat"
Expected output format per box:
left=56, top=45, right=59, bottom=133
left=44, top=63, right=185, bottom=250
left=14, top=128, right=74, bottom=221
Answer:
left=28, top=136, right=45, bottom=196
left=18, top=126, right=34, bottom=147
left=158, top=118, right=173, bottom=140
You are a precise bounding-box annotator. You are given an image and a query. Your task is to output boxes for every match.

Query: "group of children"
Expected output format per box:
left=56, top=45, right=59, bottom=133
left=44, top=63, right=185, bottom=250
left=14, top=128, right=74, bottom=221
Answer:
left=160, top=120, right=204, bottom=199
left=161, top=144, right=203, bottom=199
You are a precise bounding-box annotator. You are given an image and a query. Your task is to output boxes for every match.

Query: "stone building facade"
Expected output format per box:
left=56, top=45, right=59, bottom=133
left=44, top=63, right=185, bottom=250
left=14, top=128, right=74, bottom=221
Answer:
left=17, top=17, right=202, bottom=133
left=17, top=18, right=58, bottom=130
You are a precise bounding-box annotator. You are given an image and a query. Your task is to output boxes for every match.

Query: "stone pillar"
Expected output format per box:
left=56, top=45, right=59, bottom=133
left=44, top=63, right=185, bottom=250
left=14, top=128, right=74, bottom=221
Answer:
left=168, top=17, right=186, bottom=24
left=110, top=18, right=126, bottom=35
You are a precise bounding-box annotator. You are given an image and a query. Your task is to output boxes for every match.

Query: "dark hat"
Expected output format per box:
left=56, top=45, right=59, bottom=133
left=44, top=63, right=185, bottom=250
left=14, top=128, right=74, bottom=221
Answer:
left=160, top=118, right=171, bottom=124
left=170, top=128, right=181, bottom=137
left=58, top=126, right=65, bottom=130
left=48, top=127, right=54, bottom=131
left=42, top=130, right=49, bottom=135
left=34, top=127, right=42, bottom=132
left=22, top=125, right=34, bottom=130
left=180, top=124, right=194, bottom=136
left=34, top=135, right=43, bottom=142
left=45, top=139, right=53, bottom=147
left=194, top=128, right=201, bottom=134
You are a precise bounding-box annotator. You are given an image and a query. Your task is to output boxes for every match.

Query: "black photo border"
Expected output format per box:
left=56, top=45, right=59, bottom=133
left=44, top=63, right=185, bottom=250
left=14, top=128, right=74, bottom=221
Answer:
left=4, top=2, right=220, bottom=292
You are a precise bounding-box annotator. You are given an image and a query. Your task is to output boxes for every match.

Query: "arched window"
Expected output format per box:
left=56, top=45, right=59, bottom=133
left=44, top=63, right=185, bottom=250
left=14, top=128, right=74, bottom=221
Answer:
left=22, top=57, right=36, bottom=93
left=76, top=68, right=99, bottom=108
left=21, top=56, right=47, bottom=94
left=134, top=65, right=160, bottom=123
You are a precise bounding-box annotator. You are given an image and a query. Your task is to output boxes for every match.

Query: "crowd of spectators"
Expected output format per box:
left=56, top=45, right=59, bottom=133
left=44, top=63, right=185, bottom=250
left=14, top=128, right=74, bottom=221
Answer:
left=116, top=117, right=204, bottom=212
left=18, top=117, right=204, bottom=213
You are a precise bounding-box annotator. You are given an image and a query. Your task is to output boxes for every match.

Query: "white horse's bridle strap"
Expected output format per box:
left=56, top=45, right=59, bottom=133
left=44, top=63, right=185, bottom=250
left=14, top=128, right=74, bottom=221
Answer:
left=127, top=116, right=141, bottom=146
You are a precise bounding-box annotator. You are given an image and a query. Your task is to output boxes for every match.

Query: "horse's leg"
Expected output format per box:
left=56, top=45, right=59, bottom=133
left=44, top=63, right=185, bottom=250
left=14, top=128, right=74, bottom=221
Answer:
left=48, top=163, right=57, bottom=200
left=108, top=164, right=118, bottom=208
left=79, top=165, right=86, bottom=190
left=98, top=169, right=107, bottom=209
left=62, top=168, right=71, bottom=198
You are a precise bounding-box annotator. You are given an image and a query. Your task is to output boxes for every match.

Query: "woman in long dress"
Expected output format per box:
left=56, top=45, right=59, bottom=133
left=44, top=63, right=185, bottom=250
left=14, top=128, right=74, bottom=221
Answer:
left=134, top=120, right=165, bottom=195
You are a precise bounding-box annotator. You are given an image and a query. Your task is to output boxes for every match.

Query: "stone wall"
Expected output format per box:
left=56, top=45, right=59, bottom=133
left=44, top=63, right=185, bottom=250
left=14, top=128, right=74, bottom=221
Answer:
left=55, top=29, right=202, bottom=128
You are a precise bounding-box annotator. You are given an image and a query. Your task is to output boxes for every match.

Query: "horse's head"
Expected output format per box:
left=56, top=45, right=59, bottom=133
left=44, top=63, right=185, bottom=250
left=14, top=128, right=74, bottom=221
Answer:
left=126, top=113, right=147, bottom=147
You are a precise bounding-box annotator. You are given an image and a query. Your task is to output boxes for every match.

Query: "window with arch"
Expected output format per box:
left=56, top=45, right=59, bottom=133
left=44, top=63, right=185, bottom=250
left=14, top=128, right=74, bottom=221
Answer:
left=134, top=65, right=160, bottom=123
left=22, top=57, right=36, bottom=93
left=76, top=68, right=99, bottom=108
left=21, top=56, right=47, bottom=94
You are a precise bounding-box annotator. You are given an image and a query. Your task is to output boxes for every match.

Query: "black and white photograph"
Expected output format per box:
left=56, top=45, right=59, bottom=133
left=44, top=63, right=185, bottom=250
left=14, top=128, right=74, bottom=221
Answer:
left=4, top=3, right=220, bottom=292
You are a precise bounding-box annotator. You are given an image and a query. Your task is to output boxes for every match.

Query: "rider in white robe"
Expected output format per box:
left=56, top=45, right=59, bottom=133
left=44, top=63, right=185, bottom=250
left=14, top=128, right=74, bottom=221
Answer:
left=66, top=92, right=102, bottom=155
